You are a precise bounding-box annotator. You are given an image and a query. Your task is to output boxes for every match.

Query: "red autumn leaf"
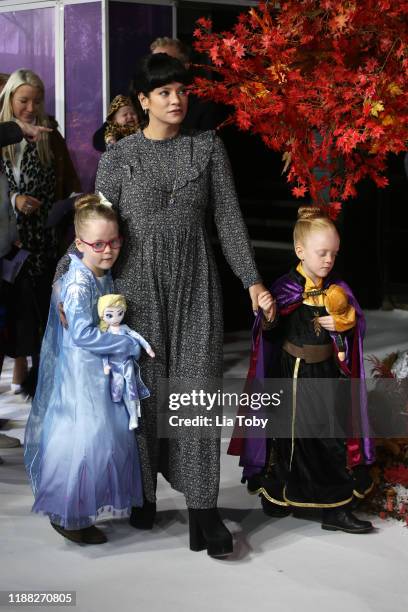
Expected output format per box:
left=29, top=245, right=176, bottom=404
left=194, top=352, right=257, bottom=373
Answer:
left=292, top=185, right=307, bottom=198
left=196, top=17, right=212, bottom=30
left=327, top=202, right=343, bottom=220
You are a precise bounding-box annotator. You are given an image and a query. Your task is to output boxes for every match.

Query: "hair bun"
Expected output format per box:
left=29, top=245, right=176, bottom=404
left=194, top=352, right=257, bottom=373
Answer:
left=297, top=205, right=328, bottom=220
left=74, top=194, right=101, bottom=211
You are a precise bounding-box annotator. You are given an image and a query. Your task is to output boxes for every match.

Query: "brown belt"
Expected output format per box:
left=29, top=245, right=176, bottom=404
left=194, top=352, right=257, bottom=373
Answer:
left=283, top=340, right=333, bottom=364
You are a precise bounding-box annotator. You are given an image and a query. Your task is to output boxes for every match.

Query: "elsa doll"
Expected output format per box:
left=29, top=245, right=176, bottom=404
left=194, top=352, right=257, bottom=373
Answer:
left=98, top=294, right=155, bottom=430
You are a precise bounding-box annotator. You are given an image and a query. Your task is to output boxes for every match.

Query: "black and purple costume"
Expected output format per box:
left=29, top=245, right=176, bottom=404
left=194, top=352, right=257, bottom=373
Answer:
left=229, top=266, right=375, bottom=509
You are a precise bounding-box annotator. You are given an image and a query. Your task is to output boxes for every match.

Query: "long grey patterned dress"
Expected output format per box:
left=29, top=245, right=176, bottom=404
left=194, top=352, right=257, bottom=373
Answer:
left=63, top=129, right=260, bottom=508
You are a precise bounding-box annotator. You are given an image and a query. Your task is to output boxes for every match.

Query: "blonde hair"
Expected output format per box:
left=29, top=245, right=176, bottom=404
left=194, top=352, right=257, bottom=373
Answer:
left=74, top=193, right=118, bottom=236
left=0, top=69, right=52, bottom=166
left=293, top=206, right=338, bottom=247
left=98, top=294, right=127, bottom=331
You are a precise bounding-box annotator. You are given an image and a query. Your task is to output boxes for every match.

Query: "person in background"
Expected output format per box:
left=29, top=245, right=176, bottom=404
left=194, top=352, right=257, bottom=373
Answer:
left=104, top=95, right=139, bottom=148
left=0, top=110, right=52, bottom=454
left=93, top=95, right=139, bottom=153
left=0, top=69, right=81, bottom=395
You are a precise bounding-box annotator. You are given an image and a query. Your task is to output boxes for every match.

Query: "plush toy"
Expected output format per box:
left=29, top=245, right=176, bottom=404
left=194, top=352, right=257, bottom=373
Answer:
left=324, top=284, right=350, bottom=362
left=98, top=294, right=155, bottom=429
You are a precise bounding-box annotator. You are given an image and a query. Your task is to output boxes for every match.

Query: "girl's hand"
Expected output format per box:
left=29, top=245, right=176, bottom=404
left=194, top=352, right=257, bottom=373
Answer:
left=258, top=290, right=276, bottom=322
left=249, top=283, right=276, bottom=318
left=58, top=302, right=68, bottom=329
left=104, top=365, right=111, bottom=375
left=318, top=315, right=336, bottom=331
left=15, top=194, right=41, bottom=216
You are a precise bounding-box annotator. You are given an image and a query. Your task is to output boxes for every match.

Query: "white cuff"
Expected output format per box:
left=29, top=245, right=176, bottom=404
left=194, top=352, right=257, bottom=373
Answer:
left=11, top=193, right=18, bottom=214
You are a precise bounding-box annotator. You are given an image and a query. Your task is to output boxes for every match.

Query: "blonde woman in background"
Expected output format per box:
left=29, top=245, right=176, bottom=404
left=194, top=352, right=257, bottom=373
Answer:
left=0, top=69, right=81, bottom=393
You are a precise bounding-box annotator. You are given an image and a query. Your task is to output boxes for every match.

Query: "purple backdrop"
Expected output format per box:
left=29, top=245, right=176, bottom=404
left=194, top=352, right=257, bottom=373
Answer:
left=109, top=2, right=173, bottom=98
left=0, top=8, right=55, bottom=116
left=64, top=2, right=103, bottom=193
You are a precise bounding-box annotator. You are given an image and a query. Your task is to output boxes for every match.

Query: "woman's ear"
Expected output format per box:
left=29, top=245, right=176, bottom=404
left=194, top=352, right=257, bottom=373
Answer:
left=138, top=92, right=148, bottom=111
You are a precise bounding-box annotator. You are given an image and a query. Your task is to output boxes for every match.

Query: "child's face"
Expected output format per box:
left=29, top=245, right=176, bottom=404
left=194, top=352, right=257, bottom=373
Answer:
left=75, top=219, right=121, bottom=277
left=295, top=228, right=339, bottom=282
left=113, top=105, right=137, bottom=126
left=102, top=306, right=125, bottom=327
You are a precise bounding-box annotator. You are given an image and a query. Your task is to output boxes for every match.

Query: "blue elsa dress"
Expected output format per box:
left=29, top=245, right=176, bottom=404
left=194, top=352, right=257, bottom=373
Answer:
left=24, top=255, right=143, bottom=529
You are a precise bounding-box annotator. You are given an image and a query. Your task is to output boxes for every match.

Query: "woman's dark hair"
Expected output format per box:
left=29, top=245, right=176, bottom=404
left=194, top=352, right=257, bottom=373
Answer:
left=129, top=53, right=192, bottom=127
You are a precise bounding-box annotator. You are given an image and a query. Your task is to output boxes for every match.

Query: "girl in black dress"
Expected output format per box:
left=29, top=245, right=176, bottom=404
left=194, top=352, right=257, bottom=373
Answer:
left=239, top=206, right=375, bottom=533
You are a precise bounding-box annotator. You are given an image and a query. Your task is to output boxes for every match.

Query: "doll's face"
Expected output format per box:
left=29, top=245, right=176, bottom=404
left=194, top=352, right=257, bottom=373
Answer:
left=102, top=306, right=125, bottom=327
left=113, top=105, right=137, bottom=126
left=295, top=228, right=340, bottom=283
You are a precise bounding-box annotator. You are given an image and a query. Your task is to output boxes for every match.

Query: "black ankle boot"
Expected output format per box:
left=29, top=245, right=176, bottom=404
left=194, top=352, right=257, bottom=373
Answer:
left=321, top=507, right=373, bottom=534
left=129, top=501, right=156, bottom=530
left=188, top=508, right=233, bottom=558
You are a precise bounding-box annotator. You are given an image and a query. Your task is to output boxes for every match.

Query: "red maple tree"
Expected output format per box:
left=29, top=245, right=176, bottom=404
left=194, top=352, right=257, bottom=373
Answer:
left=193, top=1, right=408, bottom=216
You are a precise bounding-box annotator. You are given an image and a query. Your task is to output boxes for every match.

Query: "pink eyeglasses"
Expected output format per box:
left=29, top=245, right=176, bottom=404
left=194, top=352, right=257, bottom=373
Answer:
left=79, top=237, right=123, bottom=253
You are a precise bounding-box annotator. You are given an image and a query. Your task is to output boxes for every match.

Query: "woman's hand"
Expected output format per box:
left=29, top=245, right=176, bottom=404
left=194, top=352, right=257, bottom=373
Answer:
left=249, top=283, right=276, bottom=320
left=15, top=194, right=41, bottom=216
left=15, top=120, right=52, bottom=142
left=318, top=315, right=336, bottom=331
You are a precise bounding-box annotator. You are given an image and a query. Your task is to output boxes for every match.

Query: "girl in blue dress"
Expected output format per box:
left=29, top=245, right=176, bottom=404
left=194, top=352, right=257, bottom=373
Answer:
left=24, top=194, right=144, bottom=544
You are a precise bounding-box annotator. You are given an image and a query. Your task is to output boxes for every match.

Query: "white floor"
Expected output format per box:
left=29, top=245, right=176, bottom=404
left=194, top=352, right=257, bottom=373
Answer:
left=1, top=310, right=408, bottom=612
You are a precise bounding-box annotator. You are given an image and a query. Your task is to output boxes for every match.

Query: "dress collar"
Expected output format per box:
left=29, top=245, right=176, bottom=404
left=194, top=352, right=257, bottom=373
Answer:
left=128, top=129, right=216, bottom=192
left=296, top=262, right=323, bottom=292
left=68, top=253, right=110, bottom=283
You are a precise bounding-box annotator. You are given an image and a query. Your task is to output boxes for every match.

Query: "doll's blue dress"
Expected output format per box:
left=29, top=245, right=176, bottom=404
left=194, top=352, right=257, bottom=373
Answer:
left=102, top=326, right=150, bottom=430
left=24, top=255, right=143, bottom=529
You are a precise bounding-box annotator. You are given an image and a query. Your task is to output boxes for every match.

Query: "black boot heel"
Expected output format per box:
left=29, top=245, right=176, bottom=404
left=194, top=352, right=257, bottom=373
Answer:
left=129, top=501, right=156, bottom=530
left=188, top=508, right=233, bottom=558
left=189, top=512, right=207, bottom=552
